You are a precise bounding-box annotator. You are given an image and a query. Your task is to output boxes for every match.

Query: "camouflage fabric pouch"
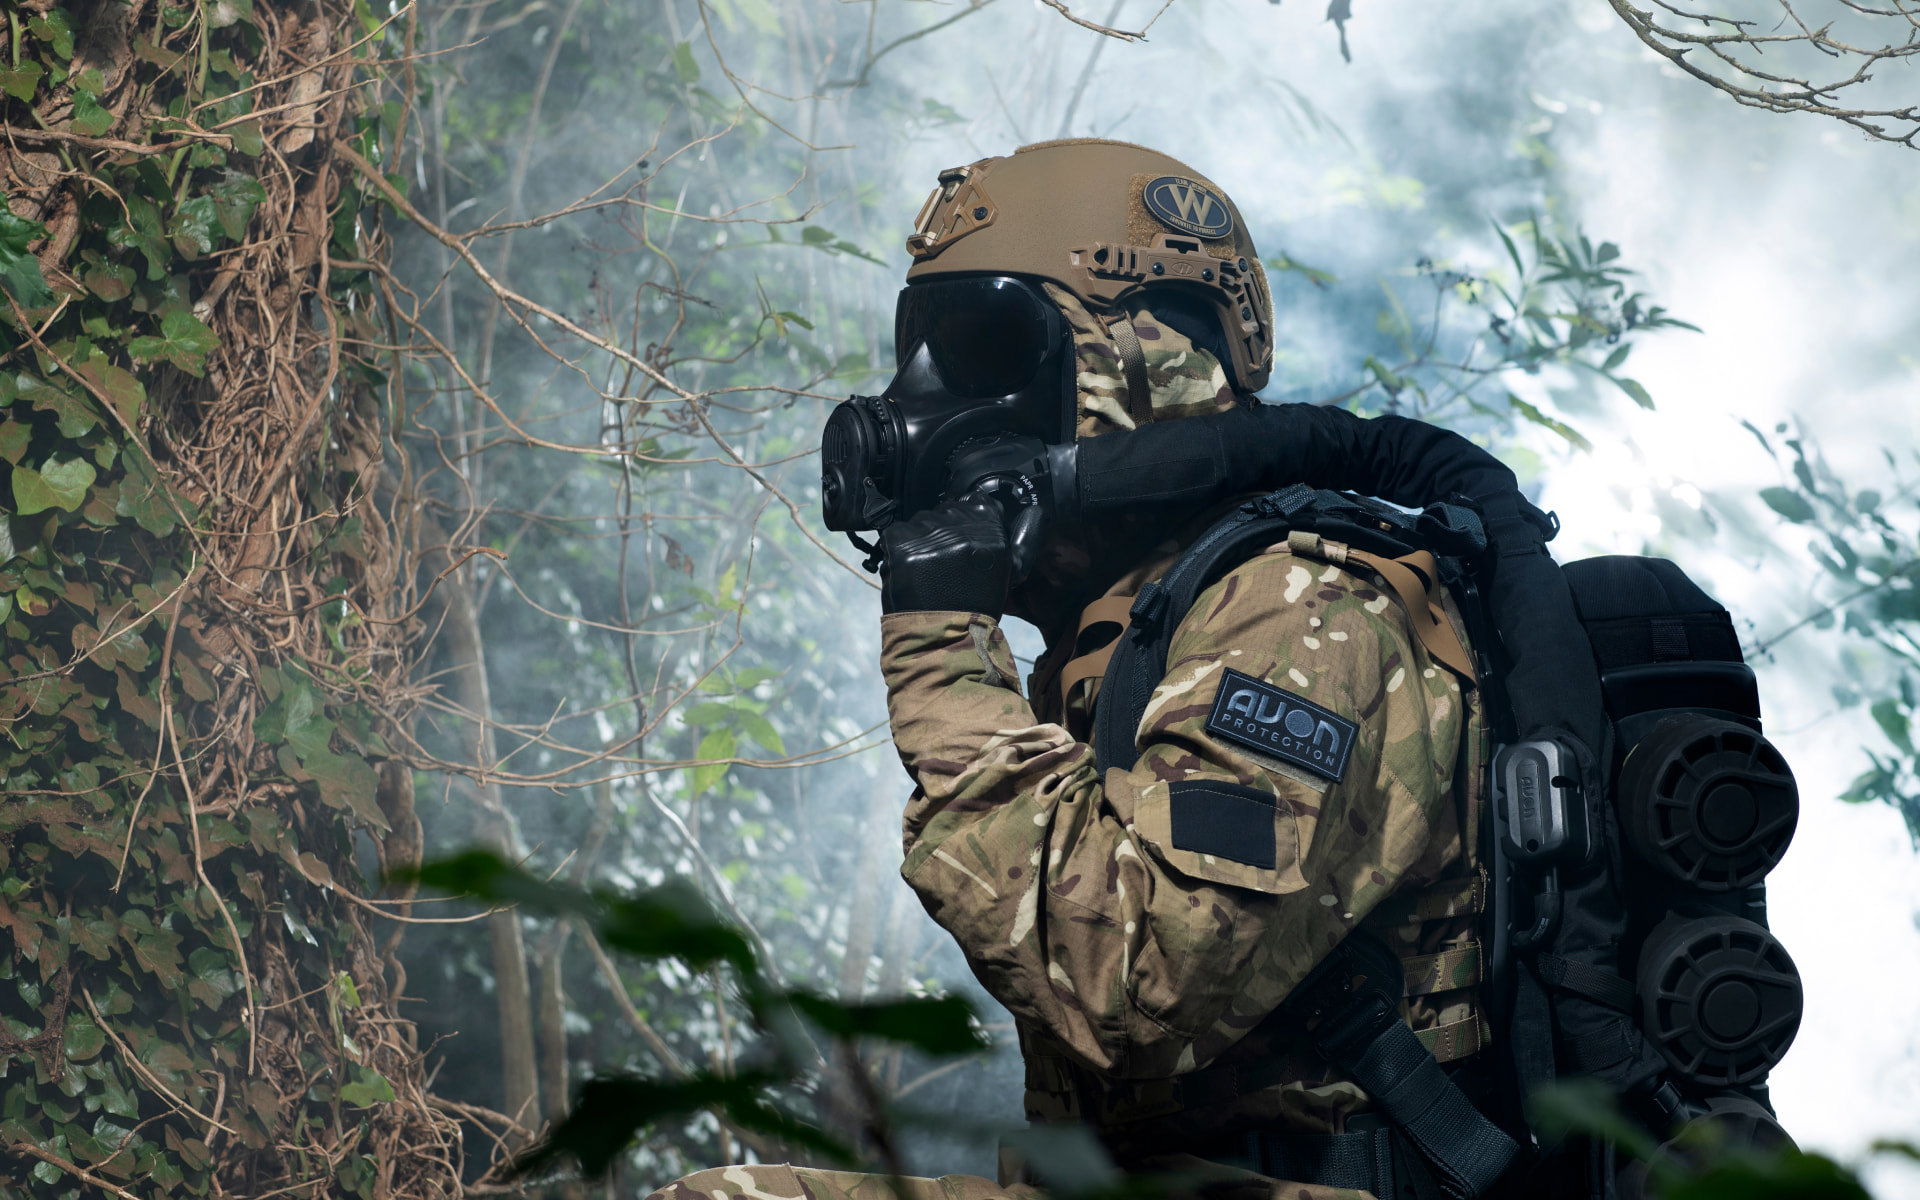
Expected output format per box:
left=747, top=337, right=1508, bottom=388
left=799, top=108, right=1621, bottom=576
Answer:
left=1128, top=775, right=1311, bottom=895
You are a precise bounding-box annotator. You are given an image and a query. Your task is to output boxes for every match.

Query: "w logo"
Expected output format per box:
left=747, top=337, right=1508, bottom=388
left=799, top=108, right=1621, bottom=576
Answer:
left=1143, top=176, right=1234, bottom=238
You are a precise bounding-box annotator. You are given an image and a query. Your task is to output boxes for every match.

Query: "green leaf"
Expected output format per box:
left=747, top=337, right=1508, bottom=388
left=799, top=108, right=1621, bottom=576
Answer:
left=995, top=1125, right=1123, bottom=1195
left=1266, top=250, right=1338, bottom=288
left=1663, top=1149, right=1870, bottom=1200
left=735, top=710, right=785, bottom=757
left=1507, top=394, right=1592, bottom=453
left=0, top=419, right=29, bottom=465
left=785, top=992, right=985, bottom=1055
left=108, top=196, right=170, bottom=280
left=1494, top=220, right=1526, bottom=280
left=71, top=358, right=143, bottom=425
left=796, top=225, right=884, bottom=266
left=1600, top=343, right=1630, bottom=372
left=1612, top=376, right=1655, bottom=409
left=61, top=1016, right=105, bottom=1062
left=1759, top=486, right=1816, bottom=524
left=1527, top=1079, right=1660, bottom=1164
left=0, top=63, right=45, bottom=103
left=70, top=89, right=112, bottom=137
left=22, top=375, right=97, bottom=437
left=680, top=701, right=733, bottom=728
left=692, top=729, right=735, bottom=796
left=1595, top=241, right=1620, bottom=263
left=671, top=41, right=700, bottom=83
left=169, top=196, right=218, bottom=259
left=127, top=309, right=219, bottom=376
left=81, top=257, right=135, bottom=301
left=229, top=120, right=264, bottom=157
left=337, top=1066, right=394, bottom=1108
left=116, top=446, right=178, bottom=535
left=210, top=176, right=267, bottom=240
left=1870, top=698, right=1913, bottom=755
left=920, top=97, right=965, bottom=125
left=27, top=11, right=75, bottom=60
left=13, top=454, right=96, bottom=514
left=406, top=851, right=757, bottom=973
left=0, top=209, right=53, bottom=309
left=516, top=1072, right=846, bottom=1179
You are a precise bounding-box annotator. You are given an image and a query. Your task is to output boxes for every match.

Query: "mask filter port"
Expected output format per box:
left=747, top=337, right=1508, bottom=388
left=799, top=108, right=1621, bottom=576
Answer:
left=1619, top=716, right=1798, bottom=891
left=1637, top=912, right=1803, bottom=1089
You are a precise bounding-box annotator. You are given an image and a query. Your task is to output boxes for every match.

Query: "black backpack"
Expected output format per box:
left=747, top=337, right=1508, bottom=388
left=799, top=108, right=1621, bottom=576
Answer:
left=1088, top=486, right=1802, bottom=1198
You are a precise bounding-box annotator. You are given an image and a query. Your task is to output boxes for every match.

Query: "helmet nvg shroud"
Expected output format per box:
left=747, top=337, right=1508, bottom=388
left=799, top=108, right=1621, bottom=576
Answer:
left=905, top=138, right=1273, bottom=394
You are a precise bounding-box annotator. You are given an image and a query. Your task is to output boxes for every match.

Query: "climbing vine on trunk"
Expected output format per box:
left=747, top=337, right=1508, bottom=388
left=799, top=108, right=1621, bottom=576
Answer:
left=0, top=0, right=452, bottom=1196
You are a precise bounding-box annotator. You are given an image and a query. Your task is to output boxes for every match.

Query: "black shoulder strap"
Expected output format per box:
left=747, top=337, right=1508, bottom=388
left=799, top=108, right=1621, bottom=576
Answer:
left=1092, top=484, right=1446, bottom=773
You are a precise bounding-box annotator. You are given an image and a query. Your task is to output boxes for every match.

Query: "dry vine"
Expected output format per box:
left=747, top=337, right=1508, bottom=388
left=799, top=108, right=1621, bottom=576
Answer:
left=2, top=0, right=463, bottom=1194
left=1608, top=0, right=1920, bottom=146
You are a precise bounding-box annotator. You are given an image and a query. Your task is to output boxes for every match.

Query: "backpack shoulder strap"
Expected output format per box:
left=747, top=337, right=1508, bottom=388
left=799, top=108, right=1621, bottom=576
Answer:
left=1091, top=485, right=1444, bottom=774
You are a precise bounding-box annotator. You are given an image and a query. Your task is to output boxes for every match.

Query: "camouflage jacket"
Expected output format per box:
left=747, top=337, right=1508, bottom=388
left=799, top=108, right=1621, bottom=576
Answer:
left=882, top=536, right=1488, bottom=1143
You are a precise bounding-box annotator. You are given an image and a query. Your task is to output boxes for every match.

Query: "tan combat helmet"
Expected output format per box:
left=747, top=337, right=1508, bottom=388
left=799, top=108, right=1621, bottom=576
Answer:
left=904, top=139, right=1274, bottom=395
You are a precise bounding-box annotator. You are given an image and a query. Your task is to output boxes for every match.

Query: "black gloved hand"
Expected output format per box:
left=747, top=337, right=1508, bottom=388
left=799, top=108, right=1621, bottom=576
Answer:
left=879, top=489, right=1012, bottom=617
left=944, top=434, right=1071, bottom=587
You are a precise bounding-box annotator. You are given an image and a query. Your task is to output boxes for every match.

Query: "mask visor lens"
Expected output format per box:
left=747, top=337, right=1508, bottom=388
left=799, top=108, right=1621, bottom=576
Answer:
left=895, top=277, right=1055, bottom=400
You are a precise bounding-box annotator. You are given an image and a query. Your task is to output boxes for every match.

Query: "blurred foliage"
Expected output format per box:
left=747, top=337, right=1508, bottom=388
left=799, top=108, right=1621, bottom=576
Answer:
left=408, top=850, right=985, bottom=1179
left=1532, top=1079, right=1896, bottom=1200
left=1733, top=421, right=1920, bottom=844
left=1302, top=218, right=1696, bottom=446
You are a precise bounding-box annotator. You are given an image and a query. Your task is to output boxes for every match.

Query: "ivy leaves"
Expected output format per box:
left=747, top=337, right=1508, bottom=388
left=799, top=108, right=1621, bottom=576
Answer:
left=126, top=310, right=220, bottom=377
left=12, top=454, right=97, bottom=515
left=0, top=210, right=54, bottom=310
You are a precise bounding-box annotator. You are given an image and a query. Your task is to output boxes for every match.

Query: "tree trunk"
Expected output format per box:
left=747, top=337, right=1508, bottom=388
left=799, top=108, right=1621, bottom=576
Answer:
left=421, top=514, right=544, bottom=1140
left=0, top=1, right=453, bottom=1196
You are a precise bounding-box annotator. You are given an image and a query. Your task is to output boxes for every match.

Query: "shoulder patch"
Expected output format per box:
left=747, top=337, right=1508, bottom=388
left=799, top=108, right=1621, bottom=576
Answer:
left=1205, top=667, right=1358, bottom=783
left=1141, top=175, right=1234, bottom=239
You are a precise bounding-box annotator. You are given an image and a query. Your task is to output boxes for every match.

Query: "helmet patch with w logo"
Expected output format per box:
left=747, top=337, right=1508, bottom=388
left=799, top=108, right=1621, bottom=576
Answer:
left=1142, top=176, right=1234, bottom=239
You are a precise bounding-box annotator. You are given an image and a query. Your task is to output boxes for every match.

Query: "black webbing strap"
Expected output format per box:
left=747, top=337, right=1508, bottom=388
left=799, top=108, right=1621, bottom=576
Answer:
left=1092, top=485, right=1424, bottom=773
left=1295, top=934, right=1518, bottom=1199
left=1537, top=953, right=1636, bottom=1014
left=1342, top=1023, right=1516, bottom=1198
left=1249, top=1124, right=1400, bottom=1195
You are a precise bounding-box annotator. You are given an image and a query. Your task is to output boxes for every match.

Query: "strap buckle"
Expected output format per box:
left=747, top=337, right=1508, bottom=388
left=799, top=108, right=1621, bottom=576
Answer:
left=1128, top=582, right=1167, bottom=635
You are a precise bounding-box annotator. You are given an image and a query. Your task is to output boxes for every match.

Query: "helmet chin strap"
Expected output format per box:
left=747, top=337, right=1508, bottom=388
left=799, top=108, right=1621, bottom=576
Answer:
left=1100, top=311, right=1154, bottom=427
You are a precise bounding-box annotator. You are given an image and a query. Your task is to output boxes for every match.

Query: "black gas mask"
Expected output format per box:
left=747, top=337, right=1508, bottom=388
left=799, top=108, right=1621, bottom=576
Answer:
left=820, top=275, right=1078, bottom=569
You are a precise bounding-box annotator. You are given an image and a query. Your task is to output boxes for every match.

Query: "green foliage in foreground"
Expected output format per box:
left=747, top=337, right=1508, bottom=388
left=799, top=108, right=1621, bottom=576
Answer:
left=419, top=851, right=1915, bottom=1198
left=1534, top=1079, right=1908, bottom=1200
left=409, top=851, right=988, bottom=1178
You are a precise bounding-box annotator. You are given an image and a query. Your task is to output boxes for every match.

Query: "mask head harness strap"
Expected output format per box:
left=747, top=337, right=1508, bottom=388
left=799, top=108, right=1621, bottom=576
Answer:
left=1101, top=312, right=1154, bottom=426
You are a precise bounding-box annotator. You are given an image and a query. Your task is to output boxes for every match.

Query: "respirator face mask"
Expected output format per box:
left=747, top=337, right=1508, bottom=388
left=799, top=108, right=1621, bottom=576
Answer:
left=820, top=275, right=1075, bottom=556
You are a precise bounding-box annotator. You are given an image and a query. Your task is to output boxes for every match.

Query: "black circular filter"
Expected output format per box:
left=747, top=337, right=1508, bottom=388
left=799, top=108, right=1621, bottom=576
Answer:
left=1618, top=716, right=1798, bottom=891
left=1637, top=913, right=1802, bottom=1089
left=818, top=395, right=899, bottom=532
left=894, top=277, right=1058, bottom=400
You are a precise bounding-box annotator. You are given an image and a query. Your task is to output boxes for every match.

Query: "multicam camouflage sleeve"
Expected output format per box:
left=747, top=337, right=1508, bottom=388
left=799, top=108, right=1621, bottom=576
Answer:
left=881, top=543, right=1471, bottom=1079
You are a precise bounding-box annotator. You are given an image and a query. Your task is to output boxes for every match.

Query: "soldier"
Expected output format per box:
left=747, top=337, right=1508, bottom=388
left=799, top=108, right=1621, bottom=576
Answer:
left=657, top=140, right=1507, bottom=1200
